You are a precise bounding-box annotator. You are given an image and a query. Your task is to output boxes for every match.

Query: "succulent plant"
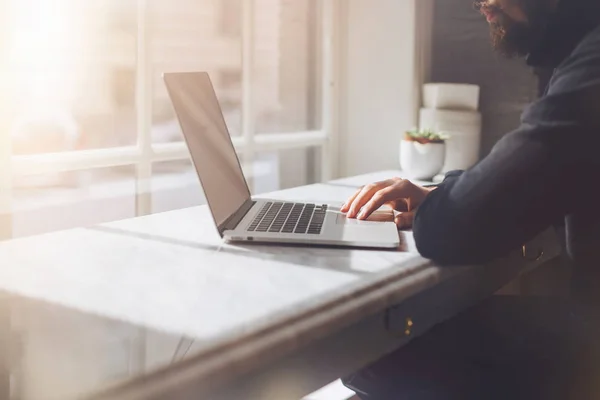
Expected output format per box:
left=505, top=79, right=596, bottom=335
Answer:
left=404, top=128, right=449, bottom=144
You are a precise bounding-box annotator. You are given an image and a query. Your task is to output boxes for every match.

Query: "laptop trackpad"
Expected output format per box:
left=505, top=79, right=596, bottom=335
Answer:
left=336, top=209, right=394, bottom=225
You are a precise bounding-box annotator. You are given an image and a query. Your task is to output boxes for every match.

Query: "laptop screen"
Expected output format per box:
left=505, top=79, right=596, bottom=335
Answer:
left=164, top=72, right=251, bottom=230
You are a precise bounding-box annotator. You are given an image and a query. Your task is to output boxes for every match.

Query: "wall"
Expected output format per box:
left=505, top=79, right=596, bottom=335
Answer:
left=430, top=0, right=539, bottom=156
left=336, top=0, right=544, bottom=177
left=338, top=0, right=427, bottom=177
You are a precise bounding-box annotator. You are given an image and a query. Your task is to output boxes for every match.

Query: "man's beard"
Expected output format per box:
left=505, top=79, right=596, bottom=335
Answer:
left=490, top=13, right=536, bottom=57
left=475, top=0, right=554, bottom=58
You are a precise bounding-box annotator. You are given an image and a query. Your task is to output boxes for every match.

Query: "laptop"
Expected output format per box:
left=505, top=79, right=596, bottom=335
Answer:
left=164, top=72, right=400, bottom=249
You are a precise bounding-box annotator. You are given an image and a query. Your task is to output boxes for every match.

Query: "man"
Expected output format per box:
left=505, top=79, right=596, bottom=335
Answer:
left=341, top=0, right=600, bottom=398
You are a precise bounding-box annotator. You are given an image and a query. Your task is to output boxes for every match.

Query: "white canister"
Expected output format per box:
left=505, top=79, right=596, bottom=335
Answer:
left=419, top=108, right=482, bottom=134
left=400, top=140, right=446, bottom=181
left=418, top=108, right=482, bottom=172
left=442, top=132, right=481, bottom=172
left=423, top=83, right=480, bottom=111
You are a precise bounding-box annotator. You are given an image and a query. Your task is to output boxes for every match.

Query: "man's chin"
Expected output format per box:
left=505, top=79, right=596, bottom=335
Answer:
left=490, top=25, right=534, bottom=58
left=492, top=39, right=530, bottom=58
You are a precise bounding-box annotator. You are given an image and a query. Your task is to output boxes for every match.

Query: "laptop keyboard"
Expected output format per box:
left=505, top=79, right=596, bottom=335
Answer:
left=247, top=202, right=328, bottom=235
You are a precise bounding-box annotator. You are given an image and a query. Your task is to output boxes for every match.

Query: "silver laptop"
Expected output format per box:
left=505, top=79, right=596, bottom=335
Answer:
left=164, top=72, right=400, bottom=249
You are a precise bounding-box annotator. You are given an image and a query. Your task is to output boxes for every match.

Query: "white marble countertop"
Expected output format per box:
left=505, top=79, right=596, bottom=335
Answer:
left=1, top=171, right=435, bottom=339
left=0, top=170, right=542, bottom=400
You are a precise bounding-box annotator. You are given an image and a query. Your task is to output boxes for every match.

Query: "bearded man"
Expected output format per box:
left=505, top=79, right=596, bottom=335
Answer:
left=342, top=0, right=600, bottom=398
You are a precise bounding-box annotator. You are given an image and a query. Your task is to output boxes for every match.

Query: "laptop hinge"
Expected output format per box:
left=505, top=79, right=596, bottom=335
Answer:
left=218, top=199, right=256, bottom=236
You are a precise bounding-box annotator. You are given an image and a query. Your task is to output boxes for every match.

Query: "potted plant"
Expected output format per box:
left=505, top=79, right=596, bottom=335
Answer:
left=400, top=128, right=449, bottom=180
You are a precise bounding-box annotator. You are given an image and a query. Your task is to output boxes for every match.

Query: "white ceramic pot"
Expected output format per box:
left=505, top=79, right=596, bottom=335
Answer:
left=423, top=83, right=480, bottom=111
left=400, top=140, right=446, bottom=180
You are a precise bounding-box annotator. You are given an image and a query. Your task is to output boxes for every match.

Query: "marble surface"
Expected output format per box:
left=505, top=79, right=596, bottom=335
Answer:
left=0, top=170, right=525, bottom=400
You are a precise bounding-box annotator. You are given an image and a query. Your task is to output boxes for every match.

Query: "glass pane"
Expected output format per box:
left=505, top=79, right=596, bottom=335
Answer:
left=253, top=0, right=322, bottom=134
left=253, top=148, right=319, bottom=194
left=151, top=160, right=206, bottom=214
left=250, top=152, right=280, bottom=194
left=151, top=154, right=269, bottom=213
left=11, top=166, right=136, bottom=238
left=6, top=0, right=138, bottom=154
left=150, top=0, right=243, bottom=143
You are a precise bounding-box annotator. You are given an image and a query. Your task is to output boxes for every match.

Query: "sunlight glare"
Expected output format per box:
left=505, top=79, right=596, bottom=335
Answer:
left=8, top=0, right=81, bottom=110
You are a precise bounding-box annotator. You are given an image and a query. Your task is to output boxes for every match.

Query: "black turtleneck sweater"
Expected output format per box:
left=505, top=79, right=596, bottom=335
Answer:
left=413, top=0, right=600, bottom=307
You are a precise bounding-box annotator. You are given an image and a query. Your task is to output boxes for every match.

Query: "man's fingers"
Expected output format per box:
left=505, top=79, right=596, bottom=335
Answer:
left=358, top=180, right=412, bottom=220
left=346, top=184, right=379, bottom=218
left=341, top=176, right=427, bottom=229
left=357, top=186, right=399, bottom=220
left=395, top=211, right=415, bottom=230
left=340, top=188, right=362, bottom=213
left=391, top=198, right=410, bottom=213
left=346, top=180, right=391, bottom=218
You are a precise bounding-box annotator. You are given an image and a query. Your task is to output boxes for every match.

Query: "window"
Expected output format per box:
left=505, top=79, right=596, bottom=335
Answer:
left=0, top=0, right=337, bottom=240
left=220, top=0, right=243, bottom=38
left=7, top=0, right=139, bottom=153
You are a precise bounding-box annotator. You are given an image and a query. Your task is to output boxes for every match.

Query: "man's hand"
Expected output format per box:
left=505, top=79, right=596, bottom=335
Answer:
left=340, top=178, right=435, bottom=229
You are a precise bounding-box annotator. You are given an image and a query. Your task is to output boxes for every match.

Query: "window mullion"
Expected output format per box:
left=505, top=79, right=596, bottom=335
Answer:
left=135, top=0, right=153, bottom=216
left=0, top=112, right=13, bottom=241
left=0, top=15, right=13, bottom=240
left=242, top=0, right=256, bottom=191
left=320, top=0, right=338, bottom=182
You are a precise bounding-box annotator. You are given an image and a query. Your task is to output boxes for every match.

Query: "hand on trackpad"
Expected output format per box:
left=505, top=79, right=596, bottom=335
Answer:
left=336, top=209, right=394, bottom=225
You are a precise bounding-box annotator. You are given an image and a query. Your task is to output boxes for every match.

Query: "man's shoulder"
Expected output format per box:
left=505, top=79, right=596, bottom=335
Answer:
left=550, top=24, right=600, bottom=92
left=575, top=24, right=600, bottom=54
left=524, top=26, right=600, bottom=129
left=564, top=24, right=600, bottom=63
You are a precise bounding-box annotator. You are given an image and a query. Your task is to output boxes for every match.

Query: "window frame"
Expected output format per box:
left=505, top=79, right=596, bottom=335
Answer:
left=0, top=0, right=340, bottom=240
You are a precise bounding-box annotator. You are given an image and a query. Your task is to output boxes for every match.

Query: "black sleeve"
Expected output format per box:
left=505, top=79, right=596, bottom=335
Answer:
left=422, top=170, right=464, bottom=188
left=412, top=43, right=600, bottom=265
